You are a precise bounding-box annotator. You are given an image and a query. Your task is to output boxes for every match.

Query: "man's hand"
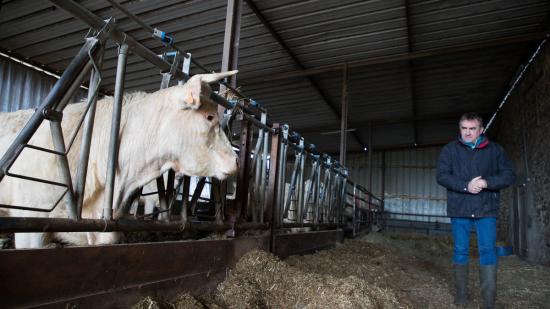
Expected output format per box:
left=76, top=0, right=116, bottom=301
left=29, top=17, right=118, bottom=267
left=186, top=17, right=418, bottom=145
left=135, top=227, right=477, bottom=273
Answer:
left=468, top=176, right=487, bottom=194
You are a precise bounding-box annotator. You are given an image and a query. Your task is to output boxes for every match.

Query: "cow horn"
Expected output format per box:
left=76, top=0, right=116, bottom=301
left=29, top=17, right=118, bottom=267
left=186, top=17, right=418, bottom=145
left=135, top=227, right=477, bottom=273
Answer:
left=198, top=70, right=238, bottom=84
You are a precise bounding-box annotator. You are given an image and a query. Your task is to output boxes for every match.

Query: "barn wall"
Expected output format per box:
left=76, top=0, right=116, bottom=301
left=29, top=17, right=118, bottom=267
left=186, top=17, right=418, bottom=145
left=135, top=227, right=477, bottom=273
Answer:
left=347, top=146, right=450, bottom=234
left=491, top=42, right=550, bottom=264
left=0, top=55, right=86, bottom=112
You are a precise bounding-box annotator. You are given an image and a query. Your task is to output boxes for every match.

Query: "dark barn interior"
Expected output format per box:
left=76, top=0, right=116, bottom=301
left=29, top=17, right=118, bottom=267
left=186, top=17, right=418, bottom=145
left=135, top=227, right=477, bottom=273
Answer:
left=1, top=0, right=550, bottom=308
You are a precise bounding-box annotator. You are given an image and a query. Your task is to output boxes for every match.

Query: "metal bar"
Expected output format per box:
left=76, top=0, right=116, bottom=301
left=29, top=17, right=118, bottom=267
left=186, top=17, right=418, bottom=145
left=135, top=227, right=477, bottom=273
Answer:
left=220, top=0, right=242, bottom=91
left=314, top=156, right=321, bottom=224
left=368, top=122, right=373, bottom=194
left=266, top=124, right=280, bottom=252
left=54, top=60, right=94, bottom=112
left=0, top=37, right=99, bottom=182
left=259, top=115, right=269, bottom=223
left=190, top=177, right=206, bottom=214
left=485, top=35, right=549, bottom=131
left=0, top=217, right=267, bottom=233
left=235, top=117, right=252, bottom=221
left=103, top=43, right=128, bottom=220
left=276, top=125, right=288, bottom=226
left=339, top=64, right=348, bottom=165
left=180, top=175, right=191, bottom=222
left=297, top=139, right=305, bottom=223
left=49, top=121, right=78, bottom=219
left=404, top=0, right=419, bottom=146
left=240, top=32, right=546, bottom=84
left=75, top=45, right=105, bottom=219
left=156, top=175, right=169, bottom=221
left=352, top=184, right=357, bottom=236
left=49, top=0, right=187, bottom=81
left=166, top=170, right=175, bottom=216
left=283, top=150, right=299, bottom=219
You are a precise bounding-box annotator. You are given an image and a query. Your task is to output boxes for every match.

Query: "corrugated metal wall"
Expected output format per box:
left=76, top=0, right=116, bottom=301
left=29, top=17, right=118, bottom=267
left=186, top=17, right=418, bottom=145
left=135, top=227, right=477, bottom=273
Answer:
left=347, top=146, right=449, bottom=224
left=0, top=55, right=85, bottom=113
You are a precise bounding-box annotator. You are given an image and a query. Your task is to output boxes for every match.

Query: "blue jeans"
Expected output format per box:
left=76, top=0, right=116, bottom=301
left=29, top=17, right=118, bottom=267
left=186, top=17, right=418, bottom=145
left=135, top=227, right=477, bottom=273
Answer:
left=451, top=217, right=497, bottom=266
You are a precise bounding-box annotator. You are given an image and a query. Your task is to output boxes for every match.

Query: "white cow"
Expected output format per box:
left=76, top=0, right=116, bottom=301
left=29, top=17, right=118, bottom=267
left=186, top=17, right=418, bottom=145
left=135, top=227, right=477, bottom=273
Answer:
left=0, top=71, right=239, bottom=248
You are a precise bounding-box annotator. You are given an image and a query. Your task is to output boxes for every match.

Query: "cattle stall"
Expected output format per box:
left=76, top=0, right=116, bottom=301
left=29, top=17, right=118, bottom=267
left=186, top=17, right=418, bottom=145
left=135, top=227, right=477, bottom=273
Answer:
left=0, top=1, right=380, bottom=307
left=2, top=0, right=550, bottom=308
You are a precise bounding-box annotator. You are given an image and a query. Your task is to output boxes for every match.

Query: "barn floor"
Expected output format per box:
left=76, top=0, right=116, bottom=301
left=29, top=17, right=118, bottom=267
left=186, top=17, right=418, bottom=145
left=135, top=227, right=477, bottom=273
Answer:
left=134, top=231, right=550, bottom=309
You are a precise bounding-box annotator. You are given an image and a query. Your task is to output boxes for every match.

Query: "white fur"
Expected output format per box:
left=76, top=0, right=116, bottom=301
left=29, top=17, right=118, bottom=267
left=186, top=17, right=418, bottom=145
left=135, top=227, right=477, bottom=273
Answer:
left=0, top=72, right=238, bottom=248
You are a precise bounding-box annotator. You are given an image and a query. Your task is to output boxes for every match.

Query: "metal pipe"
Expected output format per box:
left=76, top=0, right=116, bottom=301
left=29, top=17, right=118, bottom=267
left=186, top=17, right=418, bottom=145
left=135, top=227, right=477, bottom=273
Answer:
left=266, top=124, right=280, bottom=252
left=103, top=43, right=129, bottom=219
left=54, top=60, right=94, bottom=112
left=75, top=46, right=105, bottom=218
left=0, top=37, right=99, bottom=182
left=276, top=127, right=289, bottom=225
left=49, top=122, right=78, bottom=219
left=280, top=223, right=340, bottom=229
left=219, top=0, right=243, bottom=94
left=339, top=64, right=348, bottom=165
left=485, top=35, right=549, bottom=132
left=297, top=139, right=305, bottom=223
left=259, top=113, right=269, bottom=223
left=50, top=0, right=185, bottom=80
left=352, top=184, right=357, bottom=236
left=0, top=217, right=268, bottom=233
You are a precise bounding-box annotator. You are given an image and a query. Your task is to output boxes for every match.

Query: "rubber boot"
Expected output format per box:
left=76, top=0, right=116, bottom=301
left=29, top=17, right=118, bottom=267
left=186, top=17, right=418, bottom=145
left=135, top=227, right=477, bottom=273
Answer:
left=453, top=264, right=469, bottom=305
left=479, top=264, right=497, bottom=309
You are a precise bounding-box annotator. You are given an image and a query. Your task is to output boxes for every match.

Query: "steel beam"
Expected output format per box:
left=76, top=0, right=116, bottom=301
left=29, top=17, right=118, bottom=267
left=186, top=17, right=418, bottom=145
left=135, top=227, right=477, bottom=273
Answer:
left=404, top=0, right=419, bottom=146
left=244, top=0, right=365, bottom=148
left=240, top=32, right=545, bottom=84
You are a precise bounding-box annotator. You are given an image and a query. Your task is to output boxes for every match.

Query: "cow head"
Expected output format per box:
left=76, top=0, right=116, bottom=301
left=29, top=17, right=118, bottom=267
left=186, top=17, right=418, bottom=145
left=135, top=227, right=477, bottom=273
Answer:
left=162, top=71, right=239, bottom=180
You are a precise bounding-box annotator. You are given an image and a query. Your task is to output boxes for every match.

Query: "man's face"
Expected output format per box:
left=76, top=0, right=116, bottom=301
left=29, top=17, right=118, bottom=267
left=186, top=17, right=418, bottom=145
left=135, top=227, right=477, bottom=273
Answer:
left=459, top=119, right=483, bottom=143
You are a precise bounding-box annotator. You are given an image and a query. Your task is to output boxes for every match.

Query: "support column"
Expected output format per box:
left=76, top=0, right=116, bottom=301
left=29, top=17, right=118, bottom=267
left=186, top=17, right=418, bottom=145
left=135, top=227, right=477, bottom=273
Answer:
left=339, top=64, right=349, bottom=166
left=103, top=43, right=128, bottom=220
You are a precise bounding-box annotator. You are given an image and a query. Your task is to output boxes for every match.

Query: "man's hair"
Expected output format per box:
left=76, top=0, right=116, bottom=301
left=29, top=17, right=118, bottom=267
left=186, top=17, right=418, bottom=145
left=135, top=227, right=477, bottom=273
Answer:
left=459, top=112, right=484, bottom=127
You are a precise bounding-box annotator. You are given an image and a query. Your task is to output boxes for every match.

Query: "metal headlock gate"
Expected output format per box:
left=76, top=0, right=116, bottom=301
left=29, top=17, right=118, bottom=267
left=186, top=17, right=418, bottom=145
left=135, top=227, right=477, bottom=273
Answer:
left=0, top=1, right=382, bottom=307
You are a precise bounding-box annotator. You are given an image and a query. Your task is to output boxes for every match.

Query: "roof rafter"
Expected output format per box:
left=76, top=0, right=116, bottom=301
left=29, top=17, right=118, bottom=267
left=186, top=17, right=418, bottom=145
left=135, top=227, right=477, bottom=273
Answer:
left=244, top=0, right=366, bottom=150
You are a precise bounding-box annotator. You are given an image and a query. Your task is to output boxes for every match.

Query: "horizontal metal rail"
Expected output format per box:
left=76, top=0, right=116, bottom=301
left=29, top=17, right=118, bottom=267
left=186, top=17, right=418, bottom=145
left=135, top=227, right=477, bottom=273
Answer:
left=0, top=217, right=268, bottom=233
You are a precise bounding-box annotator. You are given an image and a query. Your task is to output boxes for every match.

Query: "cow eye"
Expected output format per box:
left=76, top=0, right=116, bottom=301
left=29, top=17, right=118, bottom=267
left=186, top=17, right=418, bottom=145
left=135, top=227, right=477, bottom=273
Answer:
left=207, top=115, right=214, bottom=122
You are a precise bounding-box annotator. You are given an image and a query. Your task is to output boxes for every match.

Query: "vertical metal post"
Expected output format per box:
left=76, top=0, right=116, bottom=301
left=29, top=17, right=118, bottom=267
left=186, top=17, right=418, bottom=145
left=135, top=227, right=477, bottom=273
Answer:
left=259, top=113, right=269, bottom=223
left=314, top=157, right=321, bottom=225
left=103, top=43, right=128, bottom=220
left=266, top=124, right=280, bottom=252
left=75, top=46, right=105, bottom=218
left=49, top=122, right=78, bottom=219
left=380, top=150, right=386, bottom=226
left=235, top=117, right=252, bottom=221
left=180, top=176, right=191, bottom=222
left=339, top=64, right=348, bottom=166
left=297, top=138, right=305, bottom=224
left=277, top=125, right=289, bottom=225
left=368, top=122, right=373, bottom=194
left=219, top=0, right=242, bottom=115
left=352, top=183, right=357, bottom=236
left=155, top=176, right=168, bottom=222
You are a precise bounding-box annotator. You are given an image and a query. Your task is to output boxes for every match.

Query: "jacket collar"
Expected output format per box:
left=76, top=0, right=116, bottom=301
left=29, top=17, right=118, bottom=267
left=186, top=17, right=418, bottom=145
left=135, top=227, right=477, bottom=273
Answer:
left=459, top=134, right=489, bottom=149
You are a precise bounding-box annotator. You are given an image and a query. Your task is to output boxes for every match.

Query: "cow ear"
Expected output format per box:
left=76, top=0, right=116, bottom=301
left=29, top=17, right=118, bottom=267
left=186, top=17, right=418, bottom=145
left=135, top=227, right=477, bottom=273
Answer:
left=181, top=75, right=202, bottom=109
left=179, top=70, right=238, bottom=109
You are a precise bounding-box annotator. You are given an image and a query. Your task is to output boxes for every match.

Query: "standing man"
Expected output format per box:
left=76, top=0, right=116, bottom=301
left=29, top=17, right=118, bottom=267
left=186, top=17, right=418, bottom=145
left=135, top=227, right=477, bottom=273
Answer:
left=437, top=112, right=516, bottom=308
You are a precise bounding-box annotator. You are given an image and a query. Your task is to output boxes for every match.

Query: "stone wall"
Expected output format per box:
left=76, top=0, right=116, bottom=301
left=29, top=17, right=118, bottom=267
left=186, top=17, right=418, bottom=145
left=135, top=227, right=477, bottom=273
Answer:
left=491, top=42, right=550, bottom=264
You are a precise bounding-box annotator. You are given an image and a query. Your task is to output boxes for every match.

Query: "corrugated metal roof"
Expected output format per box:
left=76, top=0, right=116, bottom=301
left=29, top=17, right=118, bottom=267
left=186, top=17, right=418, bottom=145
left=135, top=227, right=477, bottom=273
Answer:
left=1, top=0, right=548, bottom=154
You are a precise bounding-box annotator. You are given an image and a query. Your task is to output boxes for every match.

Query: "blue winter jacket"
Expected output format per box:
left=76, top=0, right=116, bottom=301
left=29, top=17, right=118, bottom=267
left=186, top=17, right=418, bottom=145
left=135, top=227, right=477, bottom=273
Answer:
left=436, top=136, right=516, bottom=218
